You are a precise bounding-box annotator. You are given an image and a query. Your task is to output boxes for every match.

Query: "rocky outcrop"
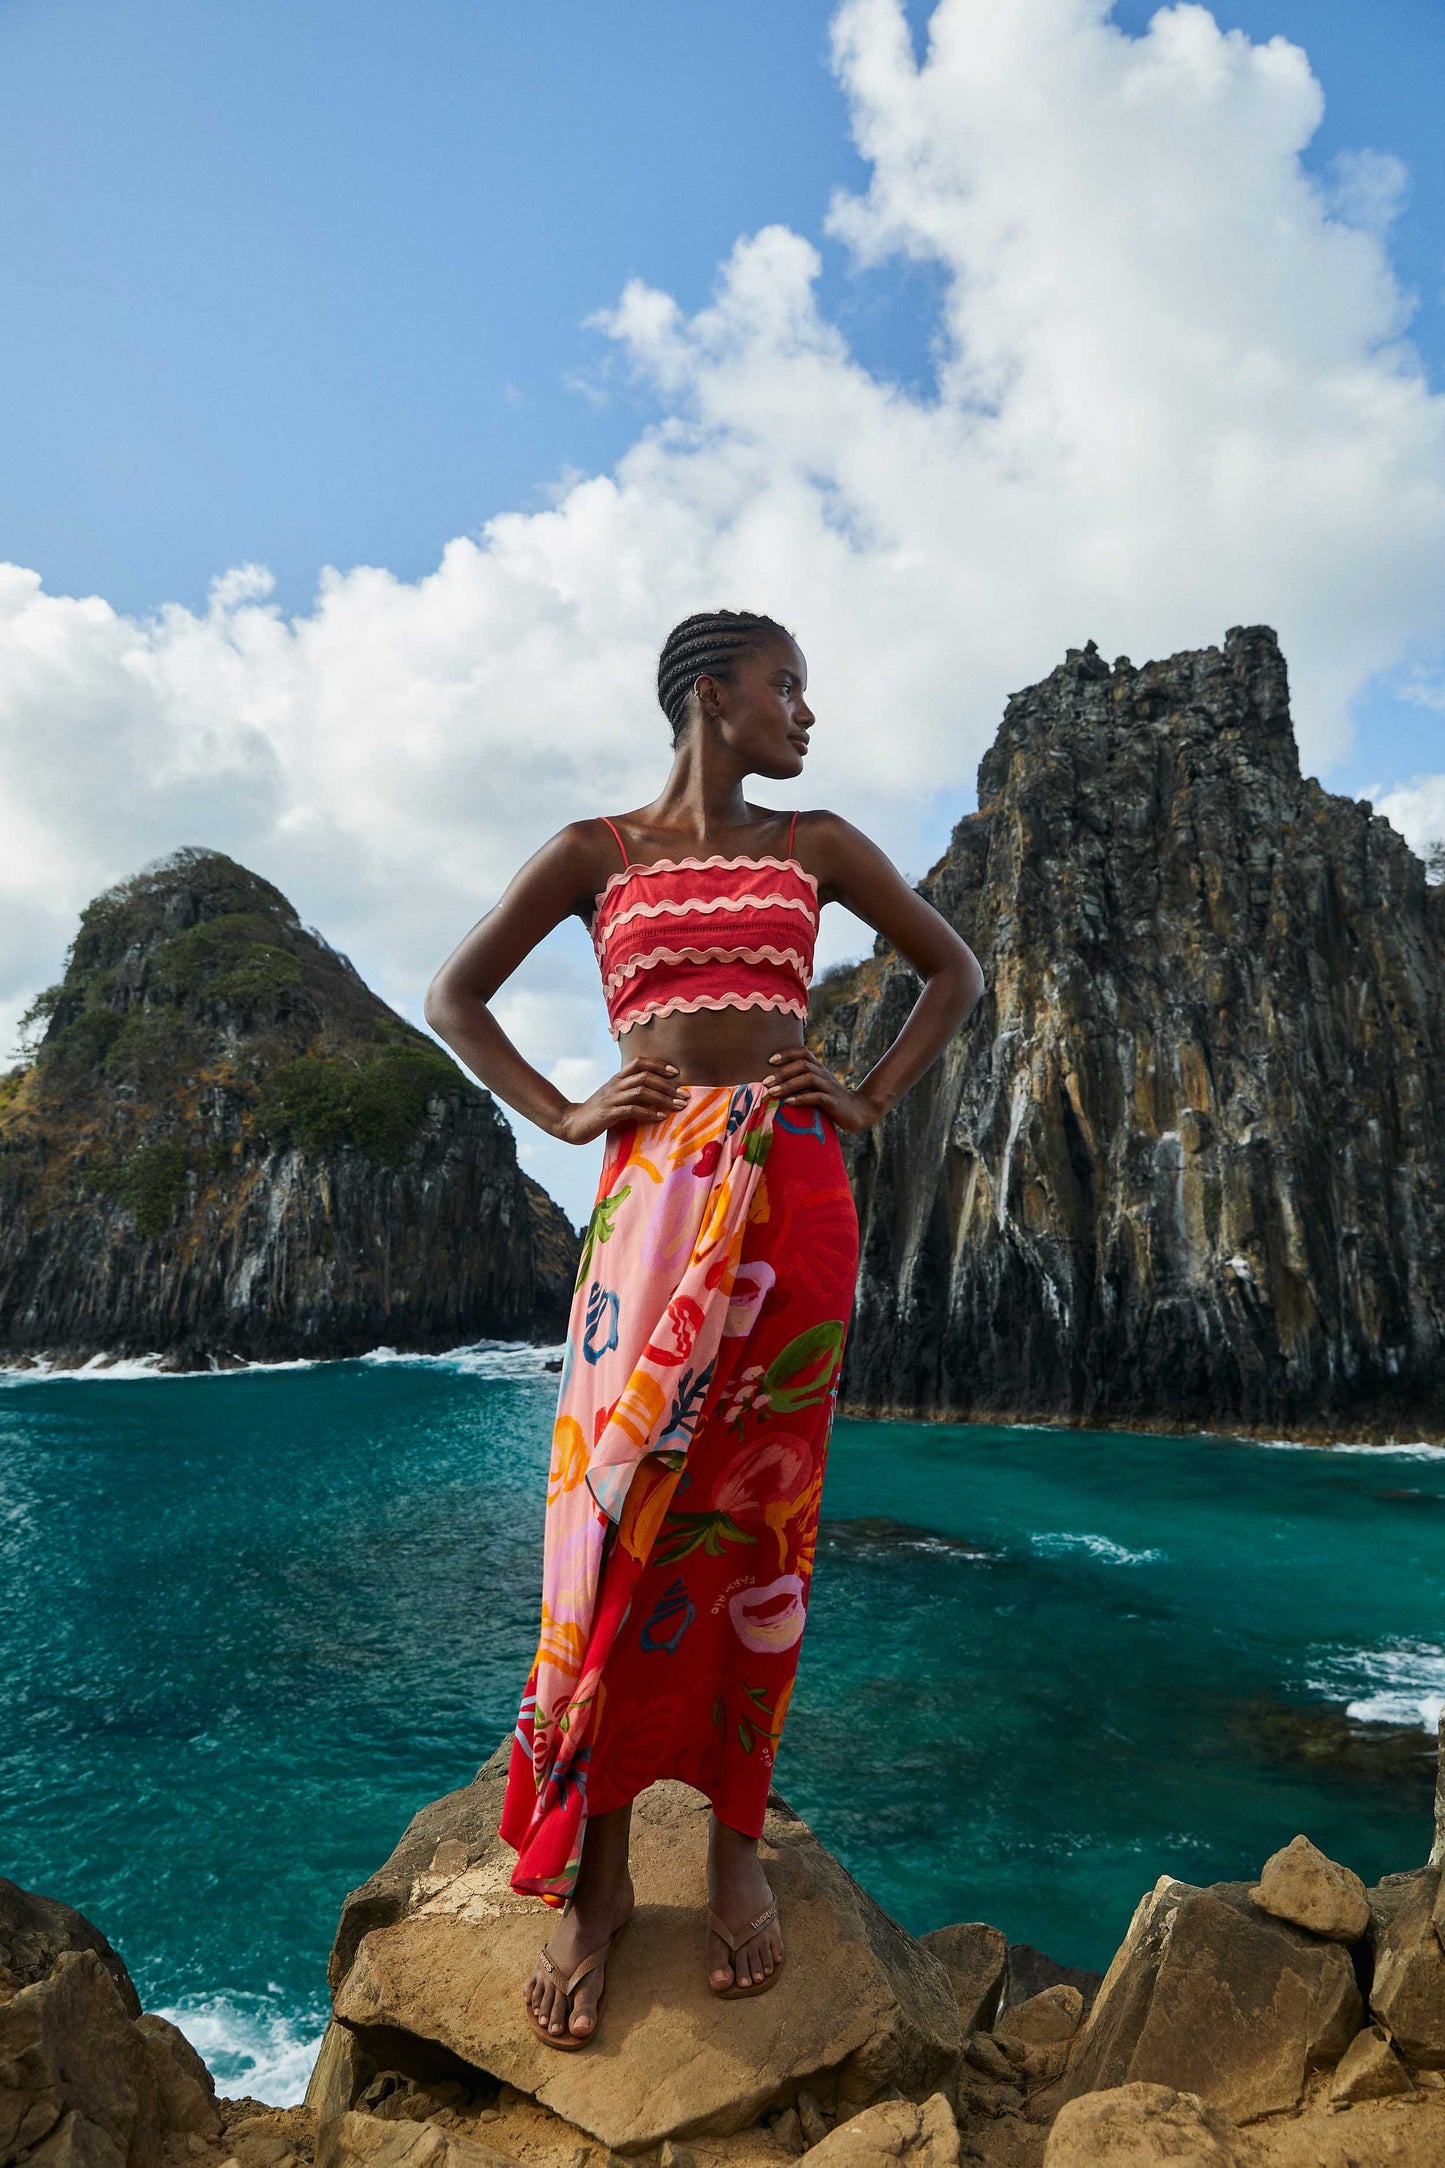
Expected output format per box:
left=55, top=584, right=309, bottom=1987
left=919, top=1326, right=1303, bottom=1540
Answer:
left=1056, top=1876, right=1362, bottom=2120
left=317, top=1745, right=961, bottom=2155
left=810, top=626, right=1445, bottom=1440
left=0, top=850, right=576, bottom=1367
left=0, top=1878, right=221, bottom=2168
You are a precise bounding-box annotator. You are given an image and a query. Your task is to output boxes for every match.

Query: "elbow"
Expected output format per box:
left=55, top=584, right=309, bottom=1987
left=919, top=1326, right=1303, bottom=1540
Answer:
left=422, top=973, right=453, bottom=1035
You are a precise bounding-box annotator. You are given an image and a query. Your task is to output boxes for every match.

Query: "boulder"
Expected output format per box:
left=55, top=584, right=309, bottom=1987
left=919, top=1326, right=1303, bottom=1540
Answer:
left=1248, top=1834, right=1369, bottom=1942
left=133, top=2014, right=222, bottom=2137
left=0, top=1877, right=141, bottom=2016
left=993, top=1986, right=1082, bottom=2050
left=326, top=1746, right=961, bottom=2153
left=1368, top=1867, right=1445, bottom=2067
left=801, top=2093, right=959, bottom=2168
left=1330, top=2023, right=1415, bottom=2103
left=998, top=1945, right=1102, bottom=2018
left=916, top=1925, right=1006, bottom=2034
left=0, top=1884, right=224, bottom=2168
left=315, top=2112, right=517, bottom=2168
left=1060, top=1876, right=1361, bottom=2121
left=1042, top=2082, right=1243, bottom=2166
left=0, top=1948, right=160, bottom=2168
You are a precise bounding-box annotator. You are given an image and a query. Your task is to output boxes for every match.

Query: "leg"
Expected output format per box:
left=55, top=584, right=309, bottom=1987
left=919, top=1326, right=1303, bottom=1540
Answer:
left=705, top=1812, right=784, bottom=1991
left=523, top=1801, right=636, bottom=2040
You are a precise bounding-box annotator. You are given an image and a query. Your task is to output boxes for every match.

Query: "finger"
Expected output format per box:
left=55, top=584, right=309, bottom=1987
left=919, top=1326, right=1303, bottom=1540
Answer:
left=622, top=1056, right=682, bottom=1079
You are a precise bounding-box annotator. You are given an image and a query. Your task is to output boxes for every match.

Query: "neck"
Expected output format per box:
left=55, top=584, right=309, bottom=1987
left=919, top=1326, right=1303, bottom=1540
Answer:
left=642, top=734, right=754, bottom=846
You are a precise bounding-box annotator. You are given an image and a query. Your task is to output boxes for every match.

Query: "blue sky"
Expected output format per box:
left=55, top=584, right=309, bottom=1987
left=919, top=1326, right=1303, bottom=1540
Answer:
left=3, top=0, right=1443, bottom=1219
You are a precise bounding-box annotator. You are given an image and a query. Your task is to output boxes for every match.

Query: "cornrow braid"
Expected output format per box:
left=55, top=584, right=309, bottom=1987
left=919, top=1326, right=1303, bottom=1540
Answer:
left=656, top=609, right=793, bottom=741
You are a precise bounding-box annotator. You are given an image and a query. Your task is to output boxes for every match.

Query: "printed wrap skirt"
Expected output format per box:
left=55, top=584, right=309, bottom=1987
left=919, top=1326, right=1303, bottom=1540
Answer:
left=499, top=1080, right=860, bottom=1906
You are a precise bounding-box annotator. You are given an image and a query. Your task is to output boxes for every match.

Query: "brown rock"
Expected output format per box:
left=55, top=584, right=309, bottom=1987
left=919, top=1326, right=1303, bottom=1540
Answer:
left=998, top=1946, right=1102, bottom=2019
left=1061, top=1877, right=1362, bottom=2121
left=24, top=2107, right=129, bottom=2168
left=315, top=2113, right=515, bottom=2168
left=0, top=1949, right=160, bottom=2168
left=993, top=1985, right=1082, bottom=2049
left=1041, top=2082, right=1242, bottom=2165
left=0, top=1879, right=141, bottom=2019
left=770, top=2110, right=805, bottom=2156
left=917, top=1926, right=1007, bottom=2033
left=133, top=2014, right=221, bottom=2138
left=796, top=2092, right=830, bottom=2148
left=805, top=2094, right=959, bottom=2168
left=963, top=2036, right=1013, bottom=2083
left=304, top=2021, right=380, bottom=2126
left=328, top=1749, right=960, bottom=2152
left=1331, top=2023, right=1415, bottom=2102
left=1248, top=1834, right=1370, bottom=1941
left=1368, top=1867, right=1445, bottom=2066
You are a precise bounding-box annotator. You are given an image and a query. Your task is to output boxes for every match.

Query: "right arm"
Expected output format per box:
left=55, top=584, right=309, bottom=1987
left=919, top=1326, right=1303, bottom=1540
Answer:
left=423, top=821, right=688, bottom=1145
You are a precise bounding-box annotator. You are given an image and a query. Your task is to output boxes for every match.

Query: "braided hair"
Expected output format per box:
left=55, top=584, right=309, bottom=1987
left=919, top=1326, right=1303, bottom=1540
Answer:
left=656, top=609, right=793, bottom=743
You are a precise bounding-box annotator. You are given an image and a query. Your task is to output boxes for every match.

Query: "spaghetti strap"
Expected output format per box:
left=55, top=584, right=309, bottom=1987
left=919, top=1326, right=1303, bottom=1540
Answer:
left=599, top=815, right=631, bottom=869
left=786, top=809, right=799, bottom=859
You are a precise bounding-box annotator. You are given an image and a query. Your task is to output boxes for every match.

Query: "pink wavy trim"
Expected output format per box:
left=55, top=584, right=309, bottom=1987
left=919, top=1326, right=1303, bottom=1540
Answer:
left=594, top=889, right=818, bottom=952
left=609, top=989, right=808, bottom=1038
left=595, top=854, right=820, bottom=907
left=603, top=943, right=811, bottom=999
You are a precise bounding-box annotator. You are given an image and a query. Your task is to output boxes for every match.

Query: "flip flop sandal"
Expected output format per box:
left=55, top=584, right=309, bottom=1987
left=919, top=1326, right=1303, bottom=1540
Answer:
left=706, top=1898, right=785, bottom=1999
left=526, top=1904, right=634, bottom=2051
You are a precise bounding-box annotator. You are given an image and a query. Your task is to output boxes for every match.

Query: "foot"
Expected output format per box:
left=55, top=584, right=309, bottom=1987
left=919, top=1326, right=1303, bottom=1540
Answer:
left=706, top=1817, right=783, bottom=1992
left=523, top=1871, right=634, bottom=2041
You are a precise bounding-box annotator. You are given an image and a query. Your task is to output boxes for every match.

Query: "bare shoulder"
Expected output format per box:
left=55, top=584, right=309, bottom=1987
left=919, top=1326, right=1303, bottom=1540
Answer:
left=502, top=817, right=624, bottom=921
left=792, top=809, right=897, bottom=885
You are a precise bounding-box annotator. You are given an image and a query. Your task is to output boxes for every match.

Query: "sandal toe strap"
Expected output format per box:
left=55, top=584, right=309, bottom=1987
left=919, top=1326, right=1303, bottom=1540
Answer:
left=707, top=1898, right=779, bottom=1952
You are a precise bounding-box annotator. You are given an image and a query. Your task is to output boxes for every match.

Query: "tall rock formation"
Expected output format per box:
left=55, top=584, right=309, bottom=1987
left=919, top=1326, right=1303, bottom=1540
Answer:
left=0, top=849, right=576, bottom=1367
left=811, top=626, right=1445, bottom=1442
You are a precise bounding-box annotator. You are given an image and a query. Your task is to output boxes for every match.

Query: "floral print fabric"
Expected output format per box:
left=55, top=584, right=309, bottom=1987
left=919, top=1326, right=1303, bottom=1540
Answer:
left=499, top=1080, right=859, bottom=1906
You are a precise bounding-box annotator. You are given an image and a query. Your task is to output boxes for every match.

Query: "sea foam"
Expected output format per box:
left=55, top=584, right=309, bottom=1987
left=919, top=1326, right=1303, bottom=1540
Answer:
left=1028, top=1530, right=1165, bottom=1566
left=1304, top=1637, right=1445, bottom=1734
left=0, top=1339, right=563, bottom=1389
left=151, top=1991, right=325, bottom=2108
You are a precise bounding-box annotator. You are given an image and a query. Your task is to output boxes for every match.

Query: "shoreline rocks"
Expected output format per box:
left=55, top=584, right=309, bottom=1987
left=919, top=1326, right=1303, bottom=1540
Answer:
left=10, top=1713, right=1445, bottom=2168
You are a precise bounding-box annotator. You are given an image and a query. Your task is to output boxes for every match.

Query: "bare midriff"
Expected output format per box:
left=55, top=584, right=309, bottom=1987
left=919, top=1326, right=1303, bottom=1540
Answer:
left=616, top=1004, right=807, bottom=1085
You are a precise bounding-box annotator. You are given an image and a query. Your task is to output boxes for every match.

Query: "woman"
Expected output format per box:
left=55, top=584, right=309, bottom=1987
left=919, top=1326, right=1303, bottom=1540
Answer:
left=424, top=609, right=984, bottom=2051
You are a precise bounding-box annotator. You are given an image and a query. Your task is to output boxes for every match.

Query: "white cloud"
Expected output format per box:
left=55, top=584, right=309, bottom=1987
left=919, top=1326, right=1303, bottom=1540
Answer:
left=1364, top=774, right=1445, bottom=862
left=4, top=0, right=1445, bottom=1224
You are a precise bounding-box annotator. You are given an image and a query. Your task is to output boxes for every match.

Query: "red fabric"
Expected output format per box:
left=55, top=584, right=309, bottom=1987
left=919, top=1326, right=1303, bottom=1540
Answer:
left=499, top=1097, right=859, bottom=1898
left=591, top=855, right=819, bottom=1038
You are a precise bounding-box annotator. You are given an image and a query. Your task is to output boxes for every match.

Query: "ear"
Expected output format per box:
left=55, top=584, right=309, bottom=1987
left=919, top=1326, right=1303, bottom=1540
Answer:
left=692, top=669, right=726, bottom=722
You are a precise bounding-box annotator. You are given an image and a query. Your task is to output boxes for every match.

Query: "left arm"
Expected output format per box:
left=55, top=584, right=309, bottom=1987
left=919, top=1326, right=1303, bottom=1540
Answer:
left=764, top=811, right=985, bottom=1132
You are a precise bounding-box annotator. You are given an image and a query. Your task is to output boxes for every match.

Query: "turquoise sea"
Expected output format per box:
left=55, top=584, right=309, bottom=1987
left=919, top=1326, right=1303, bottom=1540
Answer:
left=2, top=1346, right=1441, bottom=2103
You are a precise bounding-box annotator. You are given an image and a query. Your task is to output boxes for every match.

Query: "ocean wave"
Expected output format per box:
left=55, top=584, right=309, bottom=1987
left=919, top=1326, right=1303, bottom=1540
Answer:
left=0, top=1352, right=319, bottom=1388
left=360, top=1340, right=564, bottom=1379
left=1241, top=1436, right=1445, bottom=1460
left=151, top=1991, right=325, bottom=2108
left=1028, top=1531, right=1165, bottom=1566
left=1303, top=1638, right=1445, bottom=1734
left=0, top=1339, right=564, bottom=1389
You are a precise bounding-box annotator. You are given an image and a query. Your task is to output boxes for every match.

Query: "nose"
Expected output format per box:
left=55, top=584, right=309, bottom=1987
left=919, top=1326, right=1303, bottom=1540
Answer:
left=795, top=696, right=815, bottom=728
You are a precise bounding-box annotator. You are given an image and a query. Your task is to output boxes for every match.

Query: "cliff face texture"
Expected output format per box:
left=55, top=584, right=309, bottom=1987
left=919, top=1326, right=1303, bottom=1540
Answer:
left=812, top=626, right=1445, bottom=1442
left=0, top=849, right=576, bottom=1367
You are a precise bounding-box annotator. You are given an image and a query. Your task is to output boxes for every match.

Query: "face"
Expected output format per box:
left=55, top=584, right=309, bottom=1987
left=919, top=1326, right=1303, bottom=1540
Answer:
left=694, top=634, right=815, bottom=779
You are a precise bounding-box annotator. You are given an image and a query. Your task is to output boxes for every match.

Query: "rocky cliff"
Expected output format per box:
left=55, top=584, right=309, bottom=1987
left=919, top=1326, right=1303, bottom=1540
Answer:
left=0, top=849, right=576, bottom=1368
left=811, top=626, right=1445, bottom=1442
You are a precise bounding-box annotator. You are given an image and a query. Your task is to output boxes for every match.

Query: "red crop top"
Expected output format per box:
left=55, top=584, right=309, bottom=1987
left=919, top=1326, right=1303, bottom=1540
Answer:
left=591, top=812, right=819, bottom=1040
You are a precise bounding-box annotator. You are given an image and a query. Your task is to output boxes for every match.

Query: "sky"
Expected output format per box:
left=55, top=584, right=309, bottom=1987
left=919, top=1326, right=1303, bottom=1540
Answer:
left=2, top=0, right=1443, bottom=1226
